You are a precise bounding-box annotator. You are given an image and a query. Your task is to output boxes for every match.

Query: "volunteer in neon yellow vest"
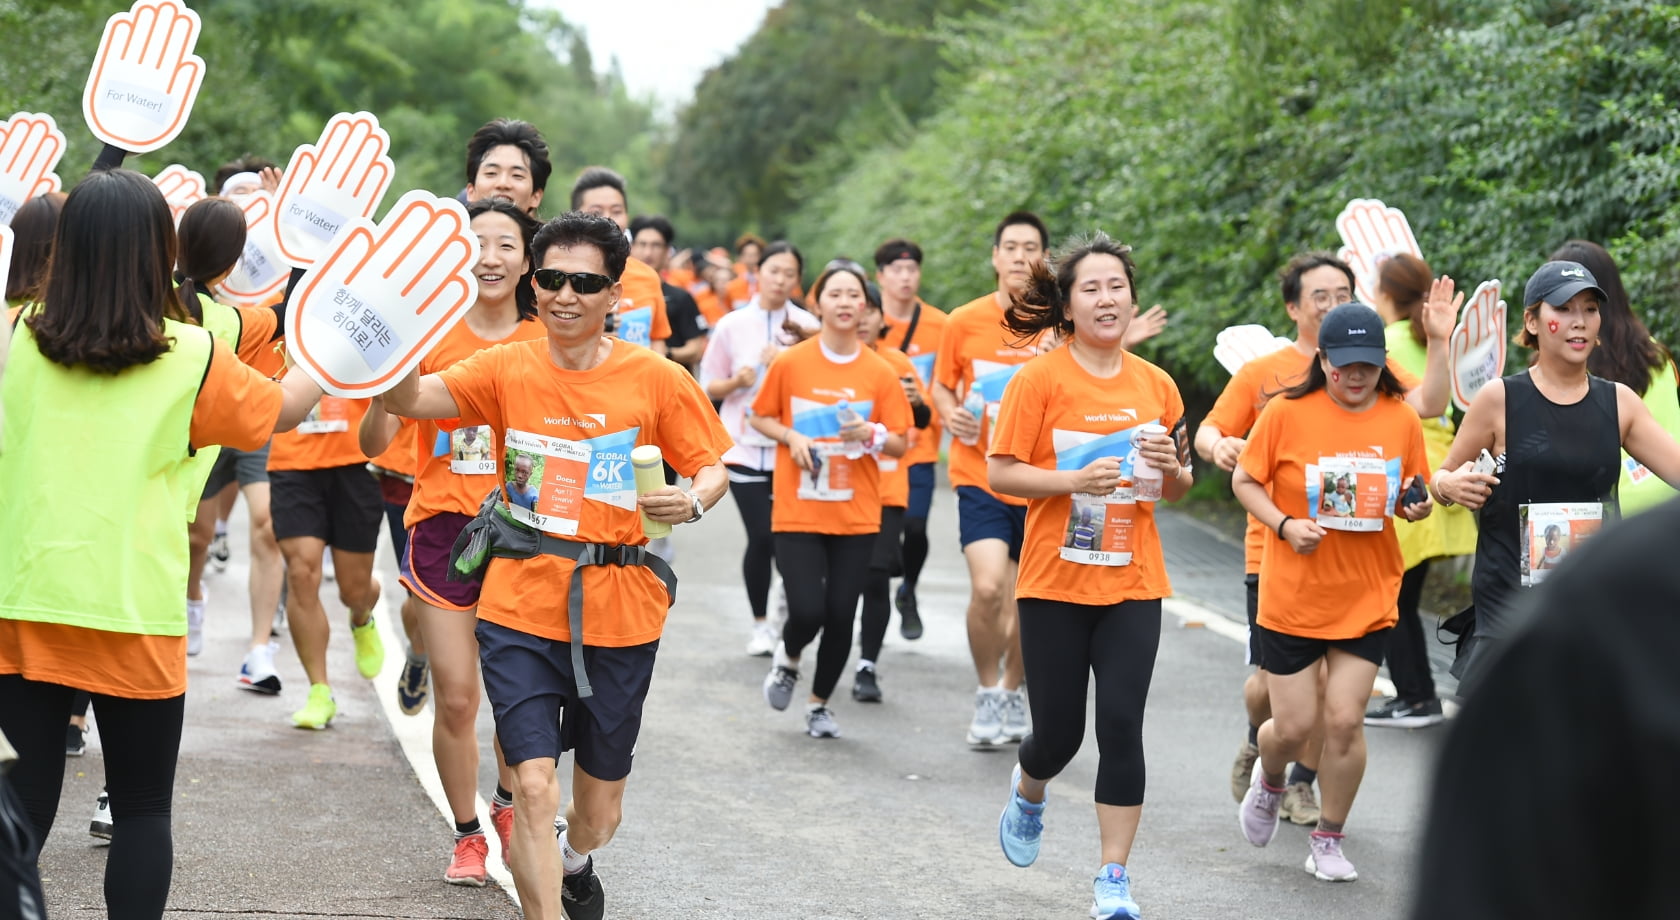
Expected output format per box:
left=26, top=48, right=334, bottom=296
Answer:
left=0, top=169, right=321, bottom=920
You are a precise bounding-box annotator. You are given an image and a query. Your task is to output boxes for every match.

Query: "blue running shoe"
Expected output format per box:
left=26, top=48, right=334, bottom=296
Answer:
left=396, top=654, right=429, bottom=715
left=998, top=763, right=1045, bottom=867
left=1091, top=863, right=1141, bottom=919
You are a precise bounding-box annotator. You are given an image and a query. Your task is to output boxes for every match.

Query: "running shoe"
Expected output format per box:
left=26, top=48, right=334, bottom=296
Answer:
left=187, top=588, right=207, bottom=657
left=763, top=665, right=799, bottom=711
left=351, top=615, right=385, bottom=679
left=745, top=620, right=778, bottom=657
left=805, top=706, right=841, bottom=738
left=291, top=683, right=336, bottom=730
left=1091, top=863, right=1141, bottom=919
left=65, top=724, right=86, bottom=756
left=208, top=530, right=231, bottom=573
left=1305, top=831, right=1358, bottom=881
left=1238, top=773, right=1283, bottom=847
left=561, top=856, right=605, bottom=920
left=1364, top=696, right=1445, bottom=728
left=852, top=664, right=883, bottom=703
left=1000, top=690, right=1030, bottom=742
left=89, top=790, right=113, bottom=844
left=967, top=690, right=1006, bottom=747
left=1230, top=740, right=1260, bottom=802
left=322, top=553, right=337, bottom=582
left=396, top=654, right=430, bottom=715
left=491, top=801, right=515, bottom=862
left=896, top=584, right=923, bottom=640
left=1280, top=780, right=1321, bottom=826
left=444, top=833, right=490, bottom=887
left=237, top=644, right=283, bottom=695
left=997, top=763, right=1044, bottom=867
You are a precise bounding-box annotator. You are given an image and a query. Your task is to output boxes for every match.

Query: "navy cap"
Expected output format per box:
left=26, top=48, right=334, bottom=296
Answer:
left=1318, top=302, right=1387, bottom=367
left=1523, top=261, right=1607, bottom=309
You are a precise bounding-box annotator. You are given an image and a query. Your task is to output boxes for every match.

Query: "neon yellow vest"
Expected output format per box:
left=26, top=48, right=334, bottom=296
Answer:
left=178, top=291, right=241, bottom=516
left=0, top=316, right=213, bottom=636
left=1386, top=321, right=1478, bottom=567
left=1619, top=352, right=1680, bottom=516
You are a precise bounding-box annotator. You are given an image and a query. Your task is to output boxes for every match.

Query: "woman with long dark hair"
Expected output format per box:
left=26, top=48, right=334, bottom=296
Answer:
left=0, top=168, right=320, bottom=920
left=5, top=192, right=65, bottom=305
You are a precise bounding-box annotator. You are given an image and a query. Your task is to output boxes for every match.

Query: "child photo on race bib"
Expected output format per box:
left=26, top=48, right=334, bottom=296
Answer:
left=1306, top=455, right=1396, bottom=533
left=502, top=430, right=591, bottom=536
left=451, top=425, right=495, bottom=474
left=504, top=449, right=544, bottom=511
left=1520, top=502, right=1603, bottom=586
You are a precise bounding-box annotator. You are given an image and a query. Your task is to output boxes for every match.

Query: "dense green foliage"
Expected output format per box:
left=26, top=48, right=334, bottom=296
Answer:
left=0, top=0, right=657, bottom=214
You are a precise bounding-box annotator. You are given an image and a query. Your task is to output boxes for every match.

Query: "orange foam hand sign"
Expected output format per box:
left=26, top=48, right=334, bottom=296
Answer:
left=151, top=163, right=203, bottom=226
left=1450, top=279, right=1507, bottom=412
left=82, top=0, right=205, bottom=154
left=273, top=112, right=395, bottom=269
left=285, top=191, right=479, bottom=398
left=216, top=190, right=289, bottom=307
left=0, top=113, right=66, bottom=226
left=1335, top=198, right=1423, bottom=308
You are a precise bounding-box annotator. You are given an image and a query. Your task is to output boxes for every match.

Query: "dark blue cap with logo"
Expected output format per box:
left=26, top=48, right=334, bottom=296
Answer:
left=1523, top=261, right=1607, bottom=309
left=1319, top=302, right=1387, bottom=367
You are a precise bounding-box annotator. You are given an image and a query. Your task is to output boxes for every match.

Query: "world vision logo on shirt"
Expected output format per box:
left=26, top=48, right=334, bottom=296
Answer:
left=1084, top=409, right=1139, bottom=424
left=811, top=387, right=858, bottom=402
left=543, top=415, right=603, bottom=429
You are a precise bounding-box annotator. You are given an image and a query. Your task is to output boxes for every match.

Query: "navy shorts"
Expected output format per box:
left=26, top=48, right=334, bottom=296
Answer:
left=956, top=485, right=1027, bottom=561
left=476, top=620, right=658, bottom=782
left=906, top=462, right=936, bottom=520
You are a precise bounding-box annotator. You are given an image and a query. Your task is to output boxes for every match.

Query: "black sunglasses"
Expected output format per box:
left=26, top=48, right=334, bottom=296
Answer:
left=533, top=268, right=614, bottom=295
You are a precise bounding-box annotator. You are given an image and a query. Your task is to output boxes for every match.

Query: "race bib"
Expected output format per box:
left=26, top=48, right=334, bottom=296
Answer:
left=1306, top=456, right=1398, bottom=533
left=503, top=429, right=590, bottom=537
left=879, top=457, right=900, bottom=473
left=798, top=441, right=856, bottom=502
left=297, top=396, right=350, bottom=434
left=1061, top=490, right=1138, bottom=566
left=617, top=304, right=653, bottom=348
left=434, top=425, right=496, bottom=475
left=1520, top=502, right=1603, bottom=587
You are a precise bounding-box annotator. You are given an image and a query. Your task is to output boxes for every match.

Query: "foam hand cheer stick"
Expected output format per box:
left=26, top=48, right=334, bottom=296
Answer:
left=273, top=112, right=394, bottom=269
left=1335, top=198, right=1423, bottom=307
left=82, top=0, right=205, bottom=155
left=0, top=113, right=64, bottom=226
left=1449, top=279, right=1506, bottom=412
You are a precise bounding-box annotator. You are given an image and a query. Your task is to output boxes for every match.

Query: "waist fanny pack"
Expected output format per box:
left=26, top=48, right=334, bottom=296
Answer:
left=450, top=489, right=677, bottom=699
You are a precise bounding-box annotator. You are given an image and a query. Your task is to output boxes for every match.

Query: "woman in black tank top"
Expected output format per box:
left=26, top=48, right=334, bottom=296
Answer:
left=1431, top=261, right=1680, bottom=696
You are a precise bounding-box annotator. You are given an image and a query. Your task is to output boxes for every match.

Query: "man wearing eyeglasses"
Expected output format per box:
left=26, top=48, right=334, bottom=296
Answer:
left=1194, top=250, right=1451, bottom=830
left=384, top=212, right=732, bottom=920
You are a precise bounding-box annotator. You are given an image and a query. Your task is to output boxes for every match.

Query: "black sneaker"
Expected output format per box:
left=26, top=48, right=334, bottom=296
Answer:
left=561, top=856, right=604, bottom=920
left=852, top=665, right=883, bottom=703
left=896, top=585, right=923, bottom=640
left=1364, top=696, right=1445, bottom=728
left=65, top=724, right=86, bottom=756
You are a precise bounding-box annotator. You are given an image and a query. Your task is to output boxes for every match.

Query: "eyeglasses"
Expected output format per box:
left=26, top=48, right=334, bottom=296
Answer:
left=1306, top=288, right=1354, bottom=308
left=533, top=268, right=614, bottom=295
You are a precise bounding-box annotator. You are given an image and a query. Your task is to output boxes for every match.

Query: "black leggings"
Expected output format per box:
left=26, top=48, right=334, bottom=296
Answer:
left=728, top=467, right=776, bottom=622
left=1384, top=560, right=1437, bottom=703
left=0, top=674, right=185, bottom=920
left=1016, top=598, right=1161, bottom=806
left=860, top=507, right=906, bottom=663
left=900, top=515, right=930, bottom=592
left=774, top=532, right=876, bottom=701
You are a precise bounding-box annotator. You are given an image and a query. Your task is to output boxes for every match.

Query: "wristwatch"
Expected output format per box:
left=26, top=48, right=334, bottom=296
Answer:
left=684, top=490, right=704, bottom=524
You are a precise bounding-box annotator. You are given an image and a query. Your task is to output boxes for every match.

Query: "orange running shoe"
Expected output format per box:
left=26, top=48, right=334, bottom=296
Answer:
left=444, top=833, right=489, bottom=887
left=491, top=801, right=515, bottom=865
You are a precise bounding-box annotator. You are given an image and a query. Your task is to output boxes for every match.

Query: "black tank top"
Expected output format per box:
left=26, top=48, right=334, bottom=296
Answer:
left=1471, top=371, right=1620, bottom=637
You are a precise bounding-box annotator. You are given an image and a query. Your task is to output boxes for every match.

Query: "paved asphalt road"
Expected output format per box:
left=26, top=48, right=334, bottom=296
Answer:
left=35, top=477, right=1447, bottom=919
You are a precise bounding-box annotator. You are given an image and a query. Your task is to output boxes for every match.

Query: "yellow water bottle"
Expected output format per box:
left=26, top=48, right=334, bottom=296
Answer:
left=631, top=444, right=672, bottom=539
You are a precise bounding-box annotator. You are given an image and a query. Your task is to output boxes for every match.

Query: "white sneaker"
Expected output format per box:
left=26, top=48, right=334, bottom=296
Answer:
left=89, top=791, right=113, bottom=844
left=237, top=643, right=282, bottom=695
left=1000, top=690, right=1030, bottom=742
left=746, top=620, right=778, bottom=657
left=187, top=587, right=206, bottom=657
left=967, top=690, right=1007, bottom=747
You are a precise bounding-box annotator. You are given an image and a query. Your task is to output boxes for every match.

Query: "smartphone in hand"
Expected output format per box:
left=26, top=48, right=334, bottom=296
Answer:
left=1402, top=473, right=1428, bottom=508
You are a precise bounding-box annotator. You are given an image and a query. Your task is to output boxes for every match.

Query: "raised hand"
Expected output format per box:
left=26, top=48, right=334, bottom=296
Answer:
left=217, top=190, right=290, bottom=307
left=273, top=112, right=395, bottom=269
left=1213, top=324, right=1291, bottom=375
left=1449, top=279, right=1506, bottom=412
left=151, top=163, right=203, bottom=226
left=1420, top=274, right=1464, bottom=343
left=1335, top=198, right=1423, bottom=307
left=286, top=190, right=479, bottom=397
left=82, top=0, right=205, bottom=154
left=0, top=113, right=65, bottom=226
left=1124, top=304, right=1168, bottom=349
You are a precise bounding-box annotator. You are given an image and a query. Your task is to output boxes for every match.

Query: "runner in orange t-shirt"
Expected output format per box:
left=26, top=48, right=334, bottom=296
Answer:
left=873, top=237, right=950, bottom=638
left=358, top=198, right=545, bottom=884
left=570, top=166, right=671, bottom=354
left=748, top=263, right=912, bottom=739
left=1232, top=303, right=1432, bottom=882
left=384, top=212, right=731, bottom=917
left=988, top=235, right=1190, bottom=919
left=929, top=210, right=1048, bottom=749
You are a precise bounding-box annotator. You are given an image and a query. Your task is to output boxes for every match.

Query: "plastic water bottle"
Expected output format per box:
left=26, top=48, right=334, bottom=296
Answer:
left=959, top=390, right=986, bottom=447
left=836, top=399, right=865, bottom=459
left=1131, top=424, right=1167, bottom=501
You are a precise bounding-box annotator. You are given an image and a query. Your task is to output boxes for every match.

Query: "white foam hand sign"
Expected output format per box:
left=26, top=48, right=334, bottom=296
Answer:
left=286, top=191, right=479, bottom=397
left=273, top=113, right=394, bottom=269
left=82, top=0, right=205, bottom=154
left=1450, top=279, right=1506, bottom=412
left=0, top=113, right=65, bottom=226
left=1213, top=324, right=1292, bottom=375
left=216, top=190, right=289, bottom=307
left=1335, top=198, right=1423, bottom=307
left=151, top=163, right=203, bottom=226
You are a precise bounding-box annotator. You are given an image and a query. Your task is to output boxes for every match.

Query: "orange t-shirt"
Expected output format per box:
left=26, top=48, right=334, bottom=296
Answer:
left=1202, top=344, right=1422, bottom=573
left=0, top=342, right=282, bottom=698
left=1238, top=389, right=1428, bottom=639
left=885, top=299, right=948, bottom=467
left=664, top=266, right=697, bottom=291
left=405, top=317, right=547, bottom=526
left=933, top=294, right=1041, bottom=505
left=990, top=346, right=1184, bottom=605
left=439, top=338, right=732, bottom=646
left=616, top=256, right=672, bottom=347
left=694, top=285, right=729, bottom=326
left=228, top=303, right=284, bottom=374
left=872, top=345, right=921, bottom=508
left=751, top=338, right=914, bottom=535
left=268, top=395, right=373, bottom=471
